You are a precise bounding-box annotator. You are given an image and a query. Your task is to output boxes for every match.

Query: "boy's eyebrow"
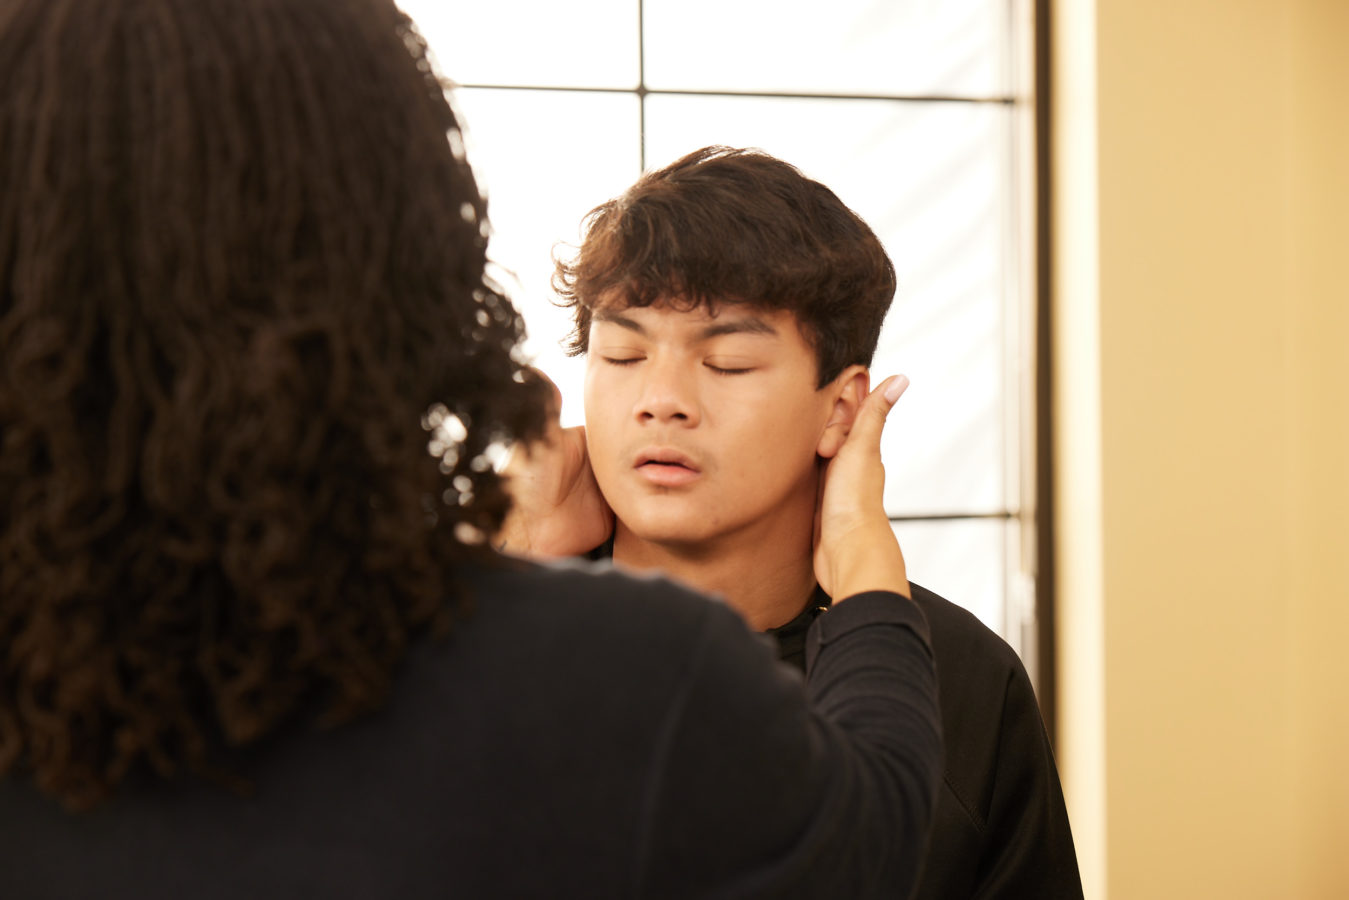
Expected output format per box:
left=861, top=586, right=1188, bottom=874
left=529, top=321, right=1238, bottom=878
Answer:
left=699, top=316, right=778, bottom=339
left=591, top=309, right=647, bottom=335
left=591, top=309, right=779, bottom=340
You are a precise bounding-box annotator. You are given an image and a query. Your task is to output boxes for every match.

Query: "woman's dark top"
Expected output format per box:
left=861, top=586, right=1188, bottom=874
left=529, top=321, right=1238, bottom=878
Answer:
left=0, top=559, right=941, bottom=899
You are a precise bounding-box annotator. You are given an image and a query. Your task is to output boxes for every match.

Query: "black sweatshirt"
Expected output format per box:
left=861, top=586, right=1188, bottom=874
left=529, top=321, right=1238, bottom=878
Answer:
left=0, top=560, right=941, bottom=899
left=773, top=582, right=1085, bottom=900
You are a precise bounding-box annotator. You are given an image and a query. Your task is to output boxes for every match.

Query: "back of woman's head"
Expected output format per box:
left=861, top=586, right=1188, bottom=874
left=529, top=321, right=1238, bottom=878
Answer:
left=0, top=0, right=546, bottom=808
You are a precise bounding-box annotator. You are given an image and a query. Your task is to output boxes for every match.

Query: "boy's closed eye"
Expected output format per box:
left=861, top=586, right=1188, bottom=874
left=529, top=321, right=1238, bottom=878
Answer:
left=704, top=359, right=756, bottom=375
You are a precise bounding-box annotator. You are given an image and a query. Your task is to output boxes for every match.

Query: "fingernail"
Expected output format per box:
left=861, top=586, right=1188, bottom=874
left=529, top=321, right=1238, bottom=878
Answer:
left=883, top=374, right=910, bottom=403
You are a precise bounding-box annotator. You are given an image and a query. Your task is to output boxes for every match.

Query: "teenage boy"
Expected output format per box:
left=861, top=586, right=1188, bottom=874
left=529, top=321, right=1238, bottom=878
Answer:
left=501, top=146, right=1084, bottom=899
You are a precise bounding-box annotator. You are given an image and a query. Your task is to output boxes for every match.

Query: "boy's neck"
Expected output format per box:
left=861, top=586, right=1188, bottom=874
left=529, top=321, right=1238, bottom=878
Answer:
left=611, top=514, right=818, bottom=631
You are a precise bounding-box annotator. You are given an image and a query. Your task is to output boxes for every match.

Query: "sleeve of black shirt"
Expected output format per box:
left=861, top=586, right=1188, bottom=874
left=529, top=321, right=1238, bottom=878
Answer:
left=632, top=591, right=943, bottom=900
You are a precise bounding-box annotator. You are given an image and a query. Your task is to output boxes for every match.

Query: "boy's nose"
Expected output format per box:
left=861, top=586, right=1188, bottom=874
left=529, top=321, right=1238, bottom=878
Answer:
left=635, top=364, right=700, bottom=426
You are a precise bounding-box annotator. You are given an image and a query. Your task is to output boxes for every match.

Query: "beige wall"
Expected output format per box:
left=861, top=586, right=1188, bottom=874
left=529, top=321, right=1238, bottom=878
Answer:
left=1286, top=1, right=1349, bottom=894
left=1052, top=1, right=1349, bottom=897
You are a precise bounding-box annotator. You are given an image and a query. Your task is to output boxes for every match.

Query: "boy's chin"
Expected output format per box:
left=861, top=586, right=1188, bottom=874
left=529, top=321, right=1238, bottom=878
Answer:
left=616, top=513, right=720, bottom=551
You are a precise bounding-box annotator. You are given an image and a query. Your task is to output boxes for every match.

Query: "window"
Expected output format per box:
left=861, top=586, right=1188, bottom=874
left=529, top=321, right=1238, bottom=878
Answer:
left=402, top=0, right=1040, bottom=676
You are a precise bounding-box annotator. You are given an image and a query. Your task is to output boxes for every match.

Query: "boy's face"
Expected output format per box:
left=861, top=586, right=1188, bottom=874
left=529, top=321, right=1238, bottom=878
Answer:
left=583, top=301, right=840, bottom=549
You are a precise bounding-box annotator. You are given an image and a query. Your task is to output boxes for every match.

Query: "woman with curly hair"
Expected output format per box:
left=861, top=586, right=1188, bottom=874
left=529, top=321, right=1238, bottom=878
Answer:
left=0, top=0, right=939, bottom=896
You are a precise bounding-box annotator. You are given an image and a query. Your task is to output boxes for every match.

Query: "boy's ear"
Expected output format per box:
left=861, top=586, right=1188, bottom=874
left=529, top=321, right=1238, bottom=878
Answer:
left=816, top=365, right=870, bottom=459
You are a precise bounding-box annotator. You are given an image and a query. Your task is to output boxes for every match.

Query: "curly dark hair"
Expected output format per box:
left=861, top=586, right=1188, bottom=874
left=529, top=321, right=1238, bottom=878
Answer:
left=553, top=146, right=897, bottom=387
left=0, top=0, right=548, bottom=808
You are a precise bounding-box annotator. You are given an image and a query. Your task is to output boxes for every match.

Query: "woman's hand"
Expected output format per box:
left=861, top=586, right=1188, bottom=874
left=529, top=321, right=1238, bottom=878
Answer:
left=494, top=373, right=614, bottom=559
left=813, top=375, right=911, bottom=601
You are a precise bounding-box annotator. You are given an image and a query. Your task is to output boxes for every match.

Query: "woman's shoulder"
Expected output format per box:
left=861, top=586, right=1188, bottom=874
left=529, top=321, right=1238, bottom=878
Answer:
left=455, top=556, right=738, bottom=657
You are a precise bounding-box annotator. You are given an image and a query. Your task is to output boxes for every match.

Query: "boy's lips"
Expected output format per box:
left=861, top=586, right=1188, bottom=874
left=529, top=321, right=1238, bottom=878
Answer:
left=634, top=448, right=702, bottom=487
